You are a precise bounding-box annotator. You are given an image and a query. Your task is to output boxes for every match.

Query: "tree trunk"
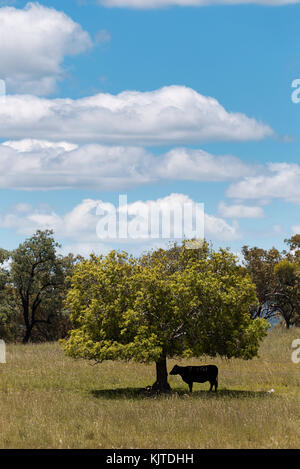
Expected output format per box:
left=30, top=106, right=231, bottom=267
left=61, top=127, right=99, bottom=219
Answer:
left=22, top=300, right=32, bottom=344
left=152, top=355, right=171, bottom=392
left=22, top=325, right=32, bottom=344
left=285, top=318, right=290, bottom=329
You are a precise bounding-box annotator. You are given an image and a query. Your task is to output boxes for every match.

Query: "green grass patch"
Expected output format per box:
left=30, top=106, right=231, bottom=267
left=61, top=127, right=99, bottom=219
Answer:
left=0, top=326, right=300, bottom=448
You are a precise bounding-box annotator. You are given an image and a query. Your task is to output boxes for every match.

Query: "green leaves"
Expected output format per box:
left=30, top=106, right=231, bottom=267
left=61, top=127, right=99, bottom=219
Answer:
left=6, top=229, right=75, bottom=342
left=243, top=239, right=300, bottom=327
left=62, top=242, right=268, bottom=365
left=176, top=250, right=268, bottom=359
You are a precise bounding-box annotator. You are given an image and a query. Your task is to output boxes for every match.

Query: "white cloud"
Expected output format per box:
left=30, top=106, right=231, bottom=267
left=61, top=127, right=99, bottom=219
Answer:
left=0, top=199, right=100, bottom=242
left=118, top=193, right=240, bottom=241
left=3, top=139, right=78, bottom=153
left=0, top=139, right=257, bottom=190
left=0, top=140, right=154, bottom=190
left=156, top=148, right=256, bottom=181
left=95, top=29, right=111, bottom=44
left=0, top=2, right=92, bottom=94
left=205, top=213, right=240, bottom=240
left=98, top=0, right=300, bottom=8
left=0, top=86, right=273, bottom=144
left=218, top=201, right=264, bottom=218
left=227, top=163, right=300, bottom=205
left=0, top=194, right=240, bottom=256
left=292, top=224, right=300, bottom=235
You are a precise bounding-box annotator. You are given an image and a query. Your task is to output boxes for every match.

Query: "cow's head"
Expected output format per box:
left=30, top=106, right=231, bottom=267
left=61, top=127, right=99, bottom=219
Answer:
left=169, top=365, right=180, bottom=375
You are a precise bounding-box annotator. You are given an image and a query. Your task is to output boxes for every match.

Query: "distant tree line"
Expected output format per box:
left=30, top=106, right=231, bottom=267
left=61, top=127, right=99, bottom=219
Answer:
left=0, top=230, right=299, bottom=350
left=0, top=230, right=82, bottom=343
left=243, top=235, right=300, bottom=329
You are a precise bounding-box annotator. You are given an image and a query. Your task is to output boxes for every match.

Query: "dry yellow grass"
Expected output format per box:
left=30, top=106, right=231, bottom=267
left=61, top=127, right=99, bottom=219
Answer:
left=0, top=326, right=300, bottom=448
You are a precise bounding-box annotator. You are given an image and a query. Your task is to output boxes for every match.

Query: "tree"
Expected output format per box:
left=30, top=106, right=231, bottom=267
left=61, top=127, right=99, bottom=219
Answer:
left=0, top=248, right=18, bottom=341
left=269, top=260, right=300, bottom=329
left=10, top=230, right=67, bottom=343
left=243, top=242, right=300, bottom=328
left=242, top=245, right=282, bottom=320
left=29, top=252, right=83, bottom=342
left=62, top=243, right=268, bottom=392
left=282, top=235, right=300, bottom=326
left=284, top=234, right=300, bottom=258
left=176, top=249, right=269, bottom=361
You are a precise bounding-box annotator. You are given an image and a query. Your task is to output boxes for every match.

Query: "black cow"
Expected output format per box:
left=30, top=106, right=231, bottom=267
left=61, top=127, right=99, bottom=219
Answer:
left=169, top=364, right=218, bottom=392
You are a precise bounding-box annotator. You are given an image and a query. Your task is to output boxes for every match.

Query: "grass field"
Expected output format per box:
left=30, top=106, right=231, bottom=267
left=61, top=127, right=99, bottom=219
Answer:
left=0, top=326, right=300, bottom=449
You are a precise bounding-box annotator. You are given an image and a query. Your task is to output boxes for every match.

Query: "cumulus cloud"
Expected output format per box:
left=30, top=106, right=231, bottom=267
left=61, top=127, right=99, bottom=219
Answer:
left=0, top=194, right=240, bottom=256
left=156, top=148, right=257, bottom=182
left=0, top=140, right=153, bottom=190
left=0, top=139, right=257, bottom=190
left=0, top=86, right=273, bottom=144
left=98, top=0, right=300, bottom=8
left=227, top=163, right=300, bottom=205
left=118, top=194, right=239, bottom=242
left=0, top=2, right=92, bottom=94
left=218, top=201, right=264, bottom=218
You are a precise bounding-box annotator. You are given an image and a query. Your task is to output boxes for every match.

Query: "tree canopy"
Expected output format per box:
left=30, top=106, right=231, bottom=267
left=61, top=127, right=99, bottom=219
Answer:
left=242, top=239, right=300, bottom=328
left=62, top=242, right=268, bottom=391
left=1, top=230, right=81, bottom=343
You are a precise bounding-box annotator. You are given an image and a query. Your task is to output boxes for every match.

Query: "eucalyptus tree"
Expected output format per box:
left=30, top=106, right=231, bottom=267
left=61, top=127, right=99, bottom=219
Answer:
left=10, top=230, right=70, bottom=343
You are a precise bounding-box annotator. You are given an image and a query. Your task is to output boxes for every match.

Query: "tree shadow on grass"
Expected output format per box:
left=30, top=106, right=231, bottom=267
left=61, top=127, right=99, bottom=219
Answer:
left=189, top=389, right=269, bottom=399
left=90, top=387, right=146, bottom=400
left=90, top=387, right=269, bottom=400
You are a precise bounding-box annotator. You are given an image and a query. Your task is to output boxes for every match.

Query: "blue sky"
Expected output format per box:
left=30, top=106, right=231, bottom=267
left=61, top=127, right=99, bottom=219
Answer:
left=0, top=0, right=299, bottom=257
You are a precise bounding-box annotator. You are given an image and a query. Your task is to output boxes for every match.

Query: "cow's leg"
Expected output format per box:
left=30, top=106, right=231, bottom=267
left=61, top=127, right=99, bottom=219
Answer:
left=214, top=378, right=218, bottom=392
left=209, top=381, right=213, bottom=392
left=188, top=382, right=193, bottom=393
